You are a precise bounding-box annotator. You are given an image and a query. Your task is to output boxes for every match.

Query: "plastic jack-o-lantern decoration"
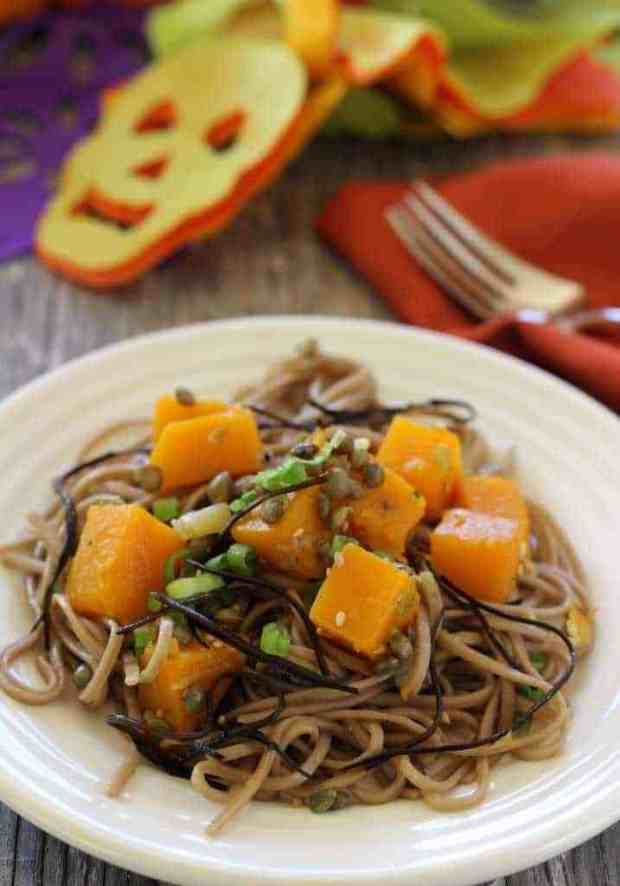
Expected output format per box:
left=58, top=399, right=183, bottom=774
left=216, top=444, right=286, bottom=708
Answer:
left=37, top=35, right=346, bottom=288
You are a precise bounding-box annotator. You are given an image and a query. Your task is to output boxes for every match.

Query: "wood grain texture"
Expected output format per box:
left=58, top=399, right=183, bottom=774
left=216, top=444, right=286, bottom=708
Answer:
left=1, top=134, right=619, bottom=886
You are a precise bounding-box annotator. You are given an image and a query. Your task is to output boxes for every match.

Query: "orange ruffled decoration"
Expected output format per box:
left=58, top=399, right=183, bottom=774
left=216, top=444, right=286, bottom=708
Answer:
left=33, top=0, right=620, bottom=289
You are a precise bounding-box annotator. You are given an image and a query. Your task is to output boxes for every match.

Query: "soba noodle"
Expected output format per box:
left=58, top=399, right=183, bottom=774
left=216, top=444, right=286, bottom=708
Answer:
left=0, top=341, right=592, bottom=835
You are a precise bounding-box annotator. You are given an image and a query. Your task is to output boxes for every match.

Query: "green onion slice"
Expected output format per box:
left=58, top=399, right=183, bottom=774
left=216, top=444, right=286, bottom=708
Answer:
left=153, top=497, right=180, bottom=522
left=530, top=652, right=547, bottom=672
left=134, top=625, right=156, bottom=657
left=230, top=489, right=260, bottom=513
left=166, top=572, right=225, bottom=600
left=260, top=621, right=290, bottom=657
left=164, top=547, right=191, bottom=584
left=225, top=543, right=257, bottom=576
left=518, top=685, right=545, bottom=701
left=330, top=535, right=357, bottom=558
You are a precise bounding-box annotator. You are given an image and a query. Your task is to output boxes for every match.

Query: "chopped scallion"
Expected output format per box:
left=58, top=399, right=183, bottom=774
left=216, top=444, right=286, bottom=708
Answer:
left=153, top=496, right=180, bottom=522
left=134, top=625, right=156, bottom=657
left=225, top=543, right=257, bottom=577
left=230, top=489, right=259, bottom=513
left=166, top=572, right=225, bottom=600
left=206, top=553, right=229, bottom=572
left=518, top=685, right=545, bottom=701
left=255, top=457, right=308, bottom=493
left=330, top=535, right=357, bottom=558
left=530, top=652, right=547, bottom=672
left=260, top=621, right=290, bottom=657
left=164, top=547, right=191, bottom=584
left=148, top=592, right=163, bottom=612
left=172, top=503, right=231, bottom=540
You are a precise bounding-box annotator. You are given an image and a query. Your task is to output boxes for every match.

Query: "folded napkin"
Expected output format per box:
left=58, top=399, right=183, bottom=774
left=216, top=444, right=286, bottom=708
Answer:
left=316, top=151, right=620, bottom=412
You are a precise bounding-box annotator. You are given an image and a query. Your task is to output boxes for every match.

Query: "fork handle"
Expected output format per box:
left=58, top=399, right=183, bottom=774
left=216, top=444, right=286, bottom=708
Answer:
left=556, top=308, right=620, bottom=337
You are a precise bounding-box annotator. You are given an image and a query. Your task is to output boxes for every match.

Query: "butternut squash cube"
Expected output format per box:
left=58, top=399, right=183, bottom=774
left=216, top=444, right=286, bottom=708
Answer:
left=348, top=466, right=425, bottom=557
left=377, top=416, right=462, bottom=521
left=67, top=504, right=184, bottom=624
left=431, top=508, right=520, bottom=604
left=150, top=407, right=263, bottom=493
left=459, top=474, right=530, bottom=551
left=138, top=641, right=244, bottom=733
left=566, top=606, right=594, bottom=654
left=310, top=544, right=420, bottom=658
left=232, top=486, right=329, bottom=579
left=153, top=395, right=228, bottom=441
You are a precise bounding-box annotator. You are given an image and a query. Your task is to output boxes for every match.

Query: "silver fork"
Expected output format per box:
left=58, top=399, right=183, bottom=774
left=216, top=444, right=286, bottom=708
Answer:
left=386, top=181, right=584, bottom=321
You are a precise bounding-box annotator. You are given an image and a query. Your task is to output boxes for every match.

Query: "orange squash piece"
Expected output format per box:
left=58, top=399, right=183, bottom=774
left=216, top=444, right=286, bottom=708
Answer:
left=232, top=486, right=330, bottom=579
left=377, top=416, right=463, bottom=521
left=67, top=504, right=184, bottom=624
left=153, top=395, right=228, bottom=441
left=310, top=544, right=419, bottom=658
left=348, top=465, right=426, bottom=558
left=431, top=508, right=520, bottom=604
left=337, top=8, right=443, bottom=88
left=459, top=474, right=530, bottom=551
left=138, top=641, right=244, bottom=732
left=150, top=407, right=263, bottom=493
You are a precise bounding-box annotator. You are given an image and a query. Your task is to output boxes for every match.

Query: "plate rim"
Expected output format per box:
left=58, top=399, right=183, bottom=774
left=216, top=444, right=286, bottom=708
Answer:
left=0, top=315, right=618, bottom=886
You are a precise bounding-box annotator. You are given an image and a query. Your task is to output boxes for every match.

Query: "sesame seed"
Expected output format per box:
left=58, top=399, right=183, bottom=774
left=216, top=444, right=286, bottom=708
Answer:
left=335, top=611, right=346, bottom=627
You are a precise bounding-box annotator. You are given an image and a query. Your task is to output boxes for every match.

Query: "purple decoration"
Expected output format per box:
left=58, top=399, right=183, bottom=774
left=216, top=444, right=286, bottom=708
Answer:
left=0, top=5, right=150, bottom=262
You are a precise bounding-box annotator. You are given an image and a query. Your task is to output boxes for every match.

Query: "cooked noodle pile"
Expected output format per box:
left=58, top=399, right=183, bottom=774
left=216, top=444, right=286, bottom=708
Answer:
left=0, top=341, right=592, bottom=834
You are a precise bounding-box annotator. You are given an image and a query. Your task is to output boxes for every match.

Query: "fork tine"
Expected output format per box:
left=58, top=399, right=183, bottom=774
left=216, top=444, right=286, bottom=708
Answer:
left=405, top=194, right=511, bottom=306
left=407, top=215, right=501, bottom=317
left=386, top=206, right=493, bottom=321
left=414, top=181, right=518, bottom=282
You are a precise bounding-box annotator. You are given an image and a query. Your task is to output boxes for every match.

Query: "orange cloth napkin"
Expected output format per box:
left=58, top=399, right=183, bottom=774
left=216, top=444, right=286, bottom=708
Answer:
left=316, top=152, right=620, bottom=412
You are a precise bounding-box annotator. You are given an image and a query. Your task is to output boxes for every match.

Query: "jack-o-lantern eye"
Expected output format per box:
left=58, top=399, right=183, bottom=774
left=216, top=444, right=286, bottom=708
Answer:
left=135, top=101, right=177, bottom=134
left=206, top=110, right=246, bottom=153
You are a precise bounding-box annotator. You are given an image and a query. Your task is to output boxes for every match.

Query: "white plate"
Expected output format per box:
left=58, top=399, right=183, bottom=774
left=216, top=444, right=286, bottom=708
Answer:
left=0, top=317, right=619, bottom=886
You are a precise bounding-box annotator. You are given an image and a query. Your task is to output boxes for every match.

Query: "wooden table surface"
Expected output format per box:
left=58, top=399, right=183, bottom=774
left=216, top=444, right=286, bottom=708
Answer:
left=1, top=134, right=619, bottom=886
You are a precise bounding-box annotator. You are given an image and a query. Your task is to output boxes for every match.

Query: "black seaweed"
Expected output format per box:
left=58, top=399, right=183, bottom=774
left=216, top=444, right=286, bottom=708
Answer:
left=356, top=571, right=576, bottom=765
left=223, top=474, right=328, bottom=535
left=307, top=397, right=477, bottom=427
left=151, top=593, right=357, bottom=695
left=249, top=405, right=316, bottom=432
left=186, top=562, right=330, bottom=676
left=353, top=607, right=446, bottom=772
left=107, top=685, right=312, bottom=780
left=58, top=446, right=151, bottom=483
left=34, top=477, right=78, bottom=646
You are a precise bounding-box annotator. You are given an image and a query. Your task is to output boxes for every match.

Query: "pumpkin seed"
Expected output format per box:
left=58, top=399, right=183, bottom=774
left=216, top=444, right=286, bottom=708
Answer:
left=292, top=442, right=318, bottom=460
left=184, top=687, right=206, bottom=713
left=207, top=471, right=233, bottom=503
left=175, top=386, right=195, bottom=406
left=133, top=464, right=163, bottom=492
left=261, top=495, right=287, bottom=524
left=362, top=462, right=385, bottom=489
left=326, top=467, right=351, bottom=500
left=72, top=663, right=92, bottom=690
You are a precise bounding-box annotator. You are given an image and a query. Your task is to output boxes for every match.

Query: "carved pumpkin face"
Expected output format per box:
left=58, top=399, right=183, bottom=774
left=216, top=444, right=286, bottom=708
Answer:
left=37, top=36, right=308, bottom=286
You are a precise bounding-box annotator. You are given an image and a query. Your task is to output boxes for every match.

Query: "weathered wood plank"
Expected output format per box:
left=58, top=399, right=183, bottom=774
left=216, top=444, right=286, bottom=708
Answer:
left=1, top=134, right=619, bottom=886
